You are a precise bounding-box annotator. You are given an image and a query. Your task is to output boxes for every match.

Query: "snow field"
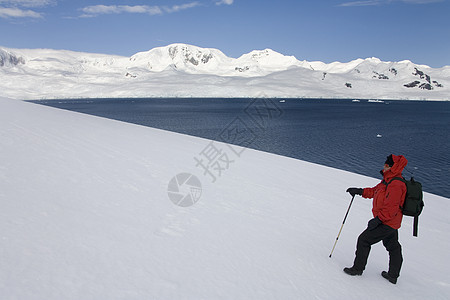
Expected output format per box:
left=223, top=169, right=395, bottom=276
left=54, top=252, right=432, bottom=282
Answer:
left=0, top=97, right=449, bottom=299
left=1, top=44, right=449, bottom=100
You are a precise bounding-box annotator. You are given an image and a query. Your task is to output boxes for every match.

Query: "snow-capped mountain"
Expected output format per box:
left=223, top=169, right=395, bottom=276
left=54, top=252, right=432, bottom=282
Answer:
left=0, top=48, right=25, bottom=67
left=129, top=44, right=232, bottom=74
left=128, top=44, right=306, bottom=76
left=0, top=43, right=448, bottom=100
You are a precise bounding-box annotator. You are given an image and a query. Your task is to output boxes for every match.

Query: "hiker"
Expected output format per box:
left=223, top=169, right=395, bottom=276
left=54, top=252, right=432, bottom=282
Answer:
left=344, top=154, right=408, bottom=284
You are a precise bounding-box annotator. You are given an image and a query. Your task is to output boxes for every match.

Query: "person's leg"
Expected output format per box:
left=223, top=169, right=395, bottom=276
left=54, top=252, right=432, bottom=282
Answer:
left=382, top=229, right=403, bottom=279
left=352, top=225, right=392, bottom=272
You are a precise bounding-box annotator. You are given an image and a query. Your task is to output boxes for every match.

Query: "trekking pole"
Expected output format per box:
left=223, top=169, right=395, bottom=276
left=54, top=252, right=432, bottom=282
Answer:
left=329, top=195, right=355, bottom=258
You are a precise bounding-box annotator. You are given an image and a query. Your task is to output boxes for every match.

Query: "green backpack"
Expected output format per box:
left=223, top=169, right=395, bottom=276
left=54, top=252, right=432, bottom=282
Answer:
left=388, top=177, right=424, bottom=237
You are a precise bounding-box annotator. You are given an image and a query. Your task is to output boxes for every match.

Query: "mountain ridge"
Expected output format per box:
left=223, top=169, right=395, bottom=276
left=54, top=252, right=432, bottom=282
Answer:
left=1, top=43, right=448, bottom=100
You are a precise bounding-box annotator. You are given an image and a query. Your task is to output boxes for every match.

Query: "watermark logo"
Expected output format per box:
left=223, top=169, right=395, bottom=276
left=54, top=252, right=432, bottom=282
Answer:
left=167, top=173, right=202, bottom=207
left=167, top=98, right=284, bottom=207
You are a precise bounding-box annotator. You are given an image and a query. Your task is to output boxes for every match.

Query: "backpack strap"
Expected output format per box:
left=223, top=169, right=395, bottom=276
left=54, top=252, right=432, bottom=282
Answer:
left=413, top=215, right=419, bottom=237
left=387, top=177, right=406, bottom=185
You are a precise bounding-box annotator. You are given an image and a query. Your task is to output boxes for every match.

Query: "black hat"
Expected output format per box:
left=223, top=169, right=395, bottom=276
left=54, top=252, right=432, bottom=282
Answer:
left=385, top=154, right=394, bottom=167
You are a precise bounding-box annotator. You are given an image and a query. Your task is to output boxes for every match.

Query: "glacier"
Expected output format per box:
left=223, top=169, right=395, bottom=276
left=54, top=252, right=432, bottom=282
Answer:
left=0, top=43, right=449, bottom=100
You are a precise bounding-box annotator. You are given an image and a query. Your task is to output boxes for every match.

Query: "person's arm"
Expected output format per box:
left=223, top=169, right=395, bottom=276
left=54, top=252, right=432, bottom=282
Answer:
left=362, top=182, right=384, bottom=199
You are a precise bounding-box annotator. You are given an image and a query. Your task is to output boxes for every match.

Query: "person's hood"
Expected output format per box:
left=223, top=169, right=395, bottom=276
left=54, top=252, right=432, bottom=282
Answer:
left=382, top=154, right=408, bottom=181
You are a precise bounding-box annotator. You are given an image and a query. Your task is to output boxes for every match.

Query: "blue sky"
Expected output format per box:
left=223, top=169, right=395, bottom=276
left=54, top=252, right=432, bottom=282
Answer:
left=1, top=0, right=449, bottom=67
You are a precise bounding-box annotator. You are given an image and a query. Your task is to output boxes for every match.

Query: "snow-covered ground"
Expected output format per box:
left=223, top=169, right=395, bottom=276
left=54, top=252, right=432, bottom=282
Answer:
left=1, top=97, right=449, bottom=299
left=1, top=44, right=449, bottom=100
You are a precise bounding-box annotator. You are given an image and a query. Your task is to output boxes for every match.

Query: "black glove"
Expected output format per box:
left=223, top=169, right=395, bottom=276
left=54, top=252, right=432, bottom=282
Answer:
left=367, top=217, right=382, bottom=231
left=346, top=187, right=363, bottom=196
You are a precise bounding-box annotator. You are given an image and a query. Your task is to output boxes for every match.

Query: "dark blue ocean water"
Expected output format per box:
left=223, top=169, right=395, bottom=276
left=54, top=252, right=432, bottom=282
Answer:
left=31, top=98, right=450, bottom=198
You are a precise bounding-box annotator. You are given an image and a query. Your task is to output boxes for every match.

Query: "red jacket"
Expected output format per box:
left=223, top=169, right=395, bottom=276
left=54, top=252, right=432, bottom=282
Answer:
left=362, top=155, right=408, bottom=229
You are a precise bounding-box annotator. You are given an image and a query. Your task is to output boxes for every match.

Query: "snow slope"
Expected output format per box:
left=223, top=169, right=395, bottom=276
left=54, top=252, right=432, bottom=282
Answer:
left=1, top=44, right=449, bottom=100
left=0, top=97, right=449, bottom=299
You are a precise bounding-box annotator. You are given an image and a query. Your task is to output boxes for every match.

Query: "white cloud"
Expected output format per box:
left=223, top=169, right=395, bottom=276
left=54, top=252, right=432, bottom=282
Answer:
left=338, top=1, right=382, bottom=6
left=339, top=0, right=443, bottom=6
left=80, top=2, right=201, bottom=18
left=399, top=0, right=443, bottom=3
left=0, top=6, right=42, bottom=18
left=163, top=2, right=200, bottom=13
left=0, top=0, right=54, bottom=7
left=80, top=5, right=163, bottom=17
left=216, top=0, right=234, bottom=5
left=0, top=0, right=53, bottom=19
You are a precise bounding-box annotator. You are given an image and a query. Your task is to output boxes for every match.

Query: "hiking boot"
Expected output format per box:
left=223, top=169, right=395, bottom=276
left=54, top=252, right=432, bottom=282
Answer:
left=343, top=267, right=363, bottom=276
left=381, top=271, right=397, bottom=284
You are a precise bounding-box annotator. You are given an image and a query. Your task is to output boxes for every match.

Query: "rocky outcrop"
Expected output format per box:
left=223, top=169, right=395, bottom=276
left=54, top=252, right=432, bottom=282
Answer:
left=0, top=49, right=25, bottom=67
left=372, top=71, right=389, bottom=80
left=403, top=68, right=443, bottom=90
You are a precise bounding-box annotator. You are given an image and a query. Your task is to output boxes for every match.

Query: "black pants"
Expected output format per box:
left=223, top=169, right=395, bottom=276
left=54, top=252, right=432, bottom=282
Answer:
left=353, top=224, right=403, bottom=278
